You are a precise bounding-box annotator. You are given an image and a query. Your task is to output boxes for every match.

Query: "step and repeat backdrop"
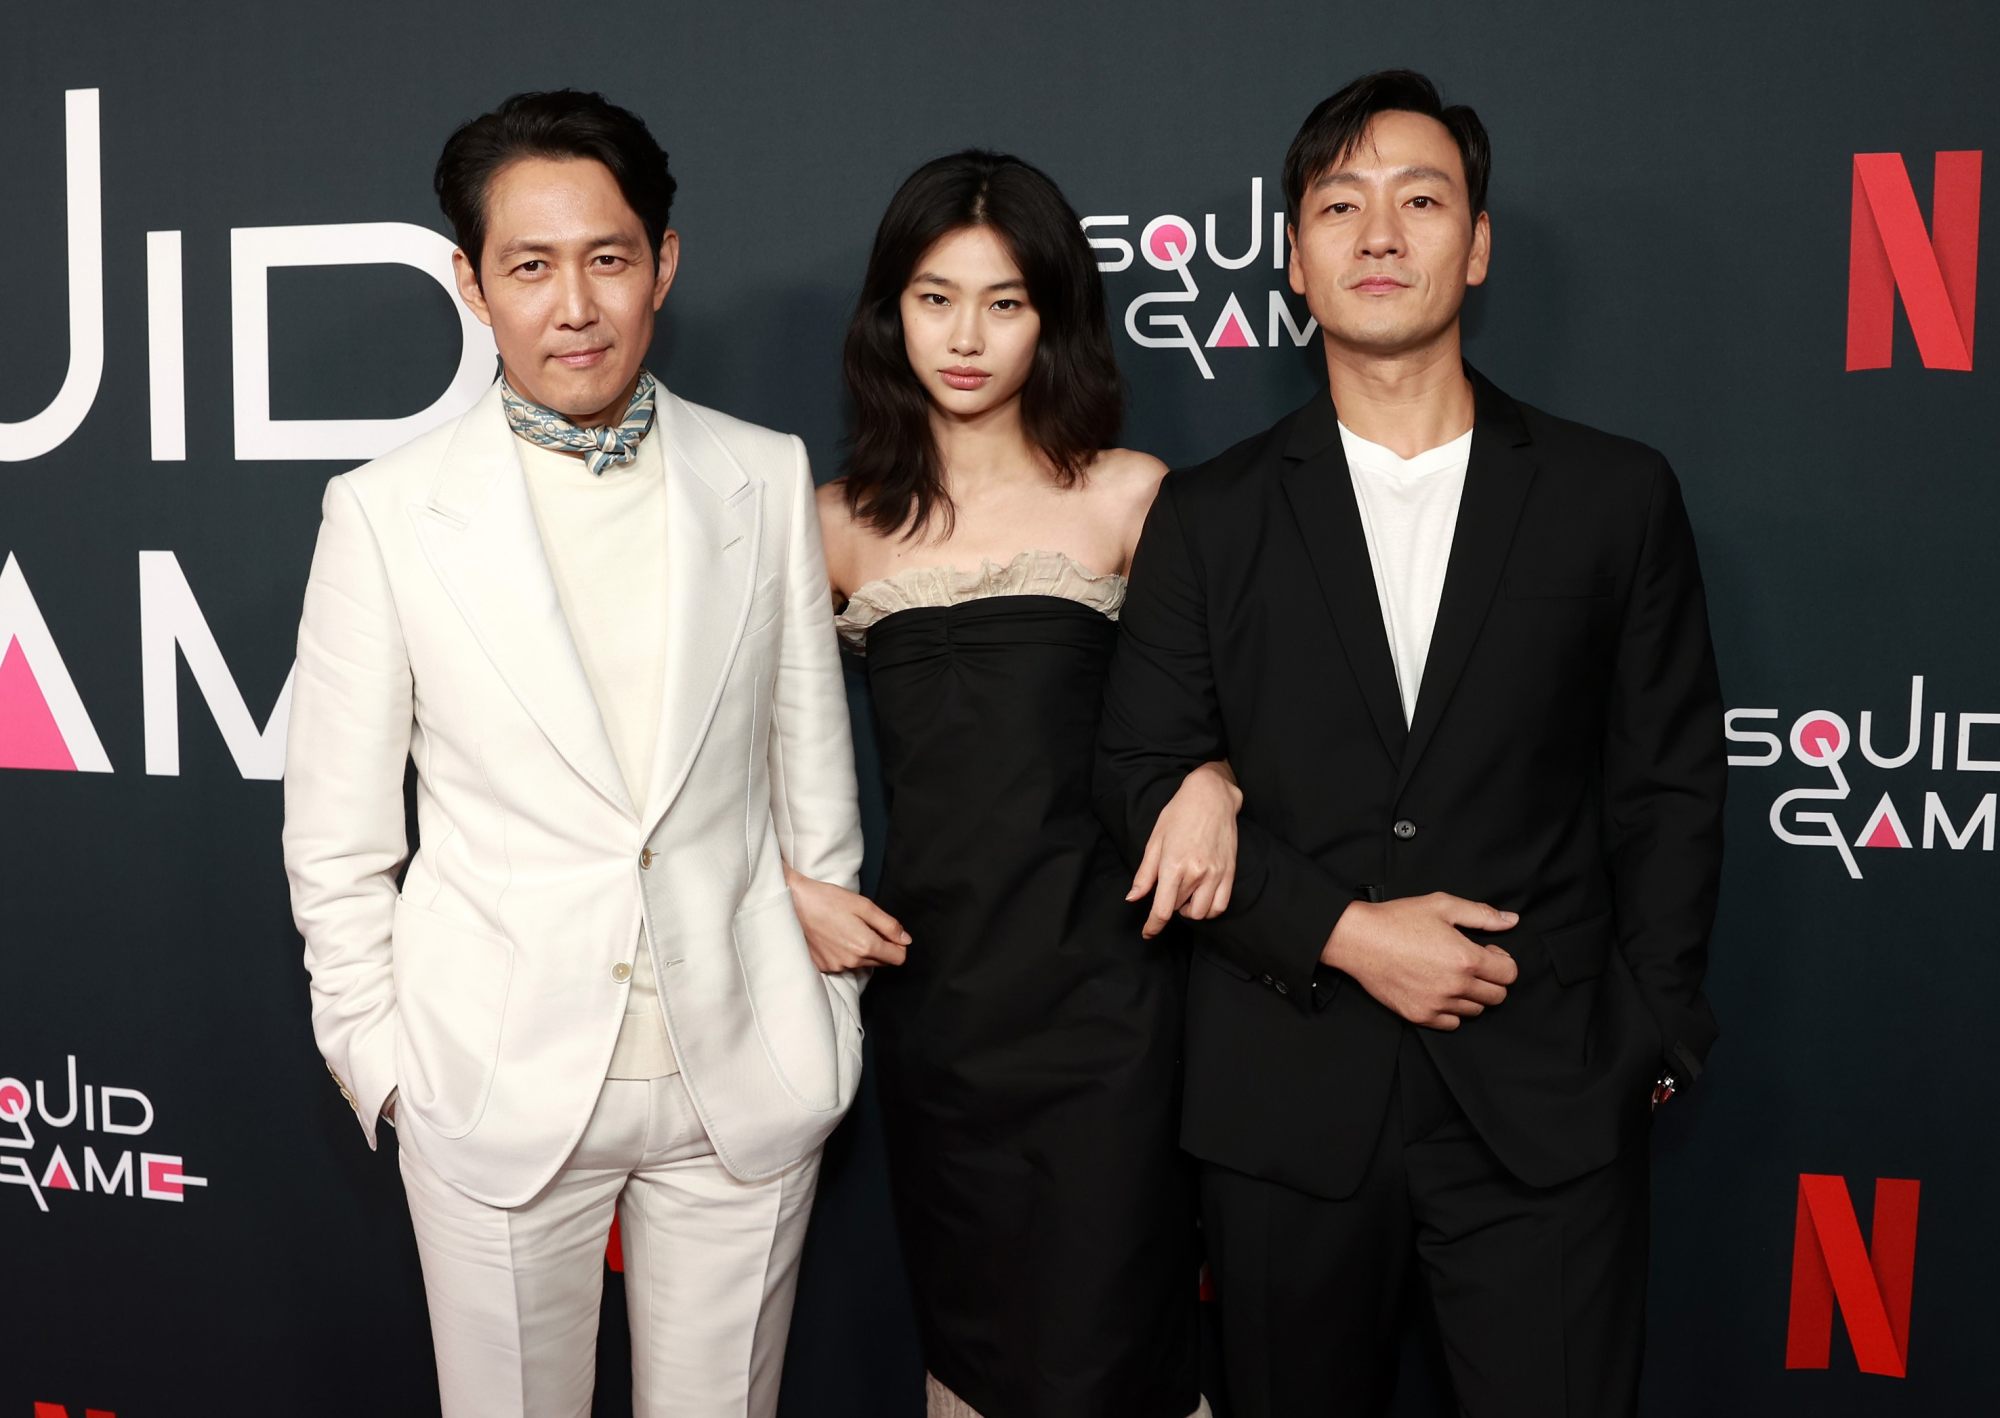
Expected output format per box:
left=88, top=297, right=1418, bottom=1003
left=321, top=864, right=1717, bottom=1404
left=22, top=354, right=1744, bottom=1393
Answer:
left=2, top=2, right=1992, bottom=1414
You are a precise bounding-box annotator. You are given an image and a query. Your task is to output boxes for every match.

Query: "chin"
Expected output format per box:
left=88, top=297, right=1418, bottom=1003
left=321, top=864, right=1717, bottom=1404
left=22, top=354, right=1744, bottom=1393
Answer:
left=543, top=370, right=635, bottom=420
left=932, top=387, right=1000, bottom=416
left=1328, top=318, right=1438, bottom=357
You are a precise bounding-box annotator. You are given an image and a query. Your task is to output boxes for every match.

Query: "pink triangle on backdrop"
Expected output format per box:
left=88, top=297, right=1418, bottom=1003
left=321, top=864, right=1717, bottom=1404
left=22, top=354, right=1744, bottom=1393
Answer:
left=0, top=635, right=76, bottom=771
left=1862, top=816, right=1906, bottom=848
left=43, top=1148, right=78, bottom=1190
left=1212, top=312, right=1253, bottom=348
left=1858, top=795, right=1910, bottom=849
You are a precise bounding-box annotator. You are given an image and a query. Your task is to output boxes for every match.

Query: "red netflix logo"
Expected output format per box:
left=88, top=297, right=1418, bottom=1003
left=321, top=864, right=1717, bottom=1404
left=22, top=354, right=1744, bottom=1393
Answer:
left=1786, top=1173, right=1921, bottom=1378
left=1847, top=151, right=1981, bottom=371
left=34, top=1406, right=115, bottom=1417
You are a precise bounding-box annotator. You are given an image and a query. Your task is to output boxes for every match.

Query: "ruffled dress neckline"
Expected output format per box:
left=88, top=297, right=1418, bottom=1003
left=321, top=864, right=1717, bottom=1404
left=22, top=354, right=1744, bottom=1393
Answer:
left=834, top=548, right=1127, bottom=652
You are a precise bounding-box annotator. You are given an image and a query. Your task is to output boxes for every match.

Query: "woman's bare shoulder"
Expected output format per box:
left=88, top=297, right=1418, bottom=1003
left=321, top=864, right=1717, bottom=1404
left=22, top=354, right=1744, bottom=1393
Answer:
left=1085, top=448, right=1172, bottom=570
left=1087, top=447, right=1170, bottom=517
left=814, top=478, right=861, bottom=593
left=1090, top=446, right=1171, bottom=486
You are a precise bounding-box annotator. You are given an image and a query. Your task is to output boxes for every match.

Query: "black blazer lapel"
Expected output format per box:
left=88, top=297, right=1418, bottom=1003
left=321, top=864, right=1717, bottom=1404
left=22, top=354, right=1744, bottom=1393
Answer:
left=1279, top=395, right=1409, bottom=766
left=1394, top=371, right=1537, bottom=799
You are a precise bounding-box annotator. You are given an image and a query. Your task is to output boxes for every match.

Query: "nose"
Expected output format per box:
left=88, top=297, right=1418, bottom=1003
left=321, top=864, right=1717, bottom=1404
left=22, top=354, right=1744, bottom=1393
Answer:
left=1358, top=207, right=1406, bottom=260
left=948, top=303, right=983, bottom=357
left=554, top=265, right=598, bottom=331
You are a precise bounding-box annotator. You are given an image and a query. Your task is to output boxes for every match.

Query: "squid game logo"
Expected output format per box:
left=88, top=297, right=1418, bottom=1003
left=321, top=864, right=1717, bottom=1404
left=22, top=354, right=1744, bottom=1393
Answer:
left=1084, top=178, right=1320, bottom=379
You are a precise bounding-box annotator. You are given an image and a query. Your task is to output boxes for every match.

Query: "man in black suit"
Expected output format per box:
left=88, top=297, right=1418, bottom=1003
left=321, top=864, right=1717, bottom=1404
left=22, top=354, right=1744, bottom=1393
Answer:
left=1096, top=70, right=1724, bottom=1417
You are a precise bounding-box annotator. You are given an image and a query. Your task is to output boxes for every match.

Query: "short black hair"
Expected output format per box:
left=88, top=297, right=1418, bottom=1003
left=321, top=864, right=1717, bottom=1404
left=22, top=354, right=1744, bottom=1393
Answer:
left=842, top=150, right=1123, bottom=539
left=434, top=90, right=676, bottom=281
left=1282, top=70, right=1490, bottom=227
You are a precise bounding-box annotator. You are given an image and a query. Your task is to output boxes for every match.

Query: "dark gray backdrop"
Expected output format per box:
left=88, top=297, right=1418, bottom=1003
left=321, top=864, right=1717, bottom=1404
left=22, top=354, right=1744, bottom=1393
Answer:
left=4, top=2, right=1994, bottom=1414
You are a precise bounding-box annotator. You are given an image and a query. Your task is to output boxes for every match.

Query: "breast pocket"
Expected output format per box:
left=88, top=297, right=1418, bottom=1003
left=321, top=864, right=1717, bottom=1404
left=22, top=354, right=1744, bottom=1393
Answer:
left=1495, top=571, right=1617, bottom=695
left=743, top=569, right=784, bottom=637
left=1504, top=574, right=1614, bottom=601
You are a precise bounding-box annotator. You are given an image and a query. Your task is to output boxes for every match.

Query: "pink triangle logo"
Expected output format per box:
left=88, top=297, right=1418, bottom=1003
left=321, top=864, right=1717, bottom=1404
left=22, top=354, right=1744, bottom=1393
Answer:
left=1205, top=294, right=1259, bottom=349
left=1213, top=312, right=1252, bottom=347
left=1855, top=794, right=1911, bottom=849
left=0, top=635, right=76, bottom=771
left=42, top=1147, right=78, bottom=1191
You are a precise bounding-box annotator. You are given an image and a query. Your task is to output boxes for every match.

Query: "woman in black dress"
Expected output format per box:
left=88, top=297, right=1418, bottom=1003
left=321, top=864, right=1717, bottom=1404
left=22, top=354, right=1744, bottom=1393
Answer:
left=787, top=151, right=1238, bottom=1418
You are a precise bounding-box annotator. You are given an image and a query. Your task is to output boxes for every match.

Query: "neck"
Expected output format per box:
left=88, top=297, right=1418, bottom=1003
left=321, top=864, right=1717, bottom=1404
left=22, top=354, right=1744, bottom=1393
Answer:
left=930, top=397, right=1044, bottom=495
left=508, top=367, right=646, bottom=430
left=1321, top=328, right=1474, bottom=458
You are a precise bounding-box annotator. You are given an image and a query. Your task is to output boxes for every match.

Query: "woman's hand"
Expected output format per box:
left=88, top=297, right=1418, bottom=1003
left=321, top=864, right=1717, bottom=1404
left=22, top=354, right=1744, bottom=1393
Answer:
left=1128, top=760, right=1243, bottom=939
left=786, top=864, right=911, bottom=971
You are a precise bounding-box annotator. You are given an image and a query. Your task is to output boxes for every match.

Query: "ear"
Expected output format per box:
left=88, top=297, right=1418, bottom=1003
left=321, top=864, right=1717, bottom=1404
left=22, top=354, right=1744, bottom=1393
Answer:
left=1285, top=223, right=1305, bottom=298
left=651, top=229, right=681, bottom=311
left=1465, top=209, right=1492, bottom=289
left=453, top=248, right=493, bottom=327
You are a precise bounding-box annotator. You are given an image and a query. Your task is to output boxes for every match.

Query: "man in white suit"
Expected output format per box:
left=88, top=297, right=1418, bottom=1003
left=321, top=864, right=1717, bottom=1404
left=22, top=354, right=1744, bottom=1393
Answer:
left=282, top=90, right=869, bottom=1417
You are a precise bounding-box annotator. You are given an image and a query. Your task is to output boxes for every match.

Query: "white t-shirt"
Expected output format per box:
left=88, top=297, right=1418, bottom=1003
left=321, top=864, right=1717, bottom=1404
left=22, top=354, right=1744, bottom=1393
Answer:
left=1338, top=422, right=1474, bottom=726
left=520, top=433, right=677, bottom=1079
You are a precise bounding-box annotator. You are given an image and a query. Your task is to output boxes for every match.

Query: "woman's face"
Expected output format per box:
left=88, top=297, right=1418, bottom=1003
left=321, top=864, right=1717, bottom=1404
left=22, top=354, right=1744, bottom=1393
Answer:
left=899, top=225, right=1042, bottom=421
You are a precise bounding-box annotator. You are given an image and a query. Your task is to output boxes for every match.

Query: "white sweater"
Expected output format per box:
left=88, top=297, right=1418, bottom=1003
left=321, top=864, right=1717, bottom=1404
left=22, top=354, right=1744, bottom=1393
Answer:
left=520, top=433, right=676, bottom=1079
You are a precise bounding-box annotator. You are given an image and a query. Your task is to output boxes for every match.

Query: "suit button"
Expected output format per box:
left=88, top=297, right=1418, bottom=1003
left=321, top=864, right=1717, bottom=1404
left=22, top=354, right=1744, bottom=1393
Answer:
left=611, top=962, right=632, bottom=982
left=1260, top=973, right=1275, bottom=986
left=639, top=848, right=654, bottom=869
left=1392, top=819, right=1418, bottom=840
left=1274, top=980, right=1290, bottom=996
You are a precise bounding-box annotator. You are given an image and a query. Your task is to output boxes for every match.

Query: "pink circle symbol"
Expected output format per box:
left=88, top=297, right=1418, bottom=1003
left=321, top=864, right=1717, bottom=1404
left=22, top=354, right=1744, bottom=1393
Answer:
left=1149, top=222, right=1192, bottom=264
left=1142, top=215, right=1197, bottom=269
left=0, top=1082, right=26, bottom=1122
left=1799, top=717, right=1843, bottom=760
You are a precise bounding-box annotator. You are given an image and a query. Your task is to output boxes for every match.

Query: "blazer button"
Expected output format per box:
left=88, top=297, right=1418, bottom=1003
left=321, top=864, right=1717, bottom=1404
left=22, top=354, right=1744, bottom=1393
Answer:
left=1260, top=973, right=1275, bottom=986
left=639, top=848, right=654, bottom=869
left=611, top=962, right=632, bottom=982
left=1274, top=980, right=1290, bottom=996
left=1392, top=819, right=1418, bottom=841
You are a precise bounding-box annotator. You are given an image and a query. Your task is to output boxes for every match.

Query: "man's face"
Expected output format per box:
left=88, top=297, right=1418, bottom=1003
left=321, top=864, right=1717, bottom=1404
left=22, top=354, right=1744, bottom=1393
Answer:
left=1287, top=110, right=1490, bottom=359
left=454, top=156, right=677, bottom=426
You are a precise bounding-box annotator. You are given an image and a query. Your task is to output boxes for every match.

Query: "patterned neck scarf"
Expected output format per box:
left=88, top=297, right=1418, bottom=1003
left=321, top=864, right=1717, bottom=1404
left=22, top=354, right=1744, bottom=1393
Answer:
left=501, top=371, right=658, bottom=475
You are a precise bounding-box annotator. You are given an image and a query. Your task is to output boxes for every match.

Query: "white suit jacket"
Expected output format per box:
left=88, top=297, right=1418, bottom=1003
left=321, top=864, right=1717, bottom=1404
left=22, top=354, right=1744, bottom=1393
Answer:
left=282, top=381, right=864, bottom=1207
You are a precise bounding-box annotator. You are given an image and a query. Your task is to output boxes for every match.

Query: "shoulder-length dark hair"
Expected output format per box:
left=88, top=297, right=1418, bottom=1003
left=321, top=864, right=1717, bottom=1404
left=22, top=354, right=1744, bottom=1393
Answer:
left=842, top=150, right=1123, bottom=538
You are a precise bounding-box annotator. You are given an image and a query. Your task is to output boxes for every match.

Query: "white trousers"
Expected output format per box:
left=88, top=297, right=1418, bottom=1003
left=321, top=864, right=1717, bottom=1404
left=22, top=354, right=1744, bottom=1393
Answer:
left=398, top=1072, right=821, bottom=1418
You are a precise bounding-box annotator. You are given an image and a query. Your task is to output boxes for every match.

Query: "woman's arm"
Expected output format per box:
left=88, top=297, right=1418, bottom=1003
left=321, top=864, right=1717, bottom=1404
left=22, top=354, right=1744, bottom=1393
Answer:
left=1128, top=759, right=1242, bottom=938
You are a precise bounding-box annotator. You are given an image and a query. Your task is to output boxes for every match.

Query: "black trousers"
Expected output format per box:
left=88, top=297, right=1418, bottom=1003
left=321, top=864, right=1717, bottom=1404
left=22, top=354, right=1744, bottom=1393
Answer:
left=1200, top=1030, right=1649, bottom=1418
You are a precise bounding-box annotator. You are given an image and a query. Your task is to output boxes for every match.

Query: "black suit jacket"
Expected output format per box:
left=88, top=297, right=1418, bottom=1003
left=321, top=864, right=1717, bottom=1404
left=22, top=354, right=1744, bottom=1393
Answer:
left=1095, top=368, right=1724, bottom=1199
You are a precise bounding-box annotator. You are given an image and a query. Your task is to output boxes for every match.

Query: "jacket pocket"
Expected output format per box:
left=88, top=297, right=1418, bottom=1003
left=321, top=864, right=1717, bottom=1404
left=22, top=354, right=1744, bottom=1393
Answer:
left=1194, top=942, right=1255, bottom=982
left=391, top=896, right=514, bottom=1138
left=1505, top=574, right=1613, bottom=600
left=731, top=889, right=841, bottom=1112
left=1541, top=911, right=1613, bottom=985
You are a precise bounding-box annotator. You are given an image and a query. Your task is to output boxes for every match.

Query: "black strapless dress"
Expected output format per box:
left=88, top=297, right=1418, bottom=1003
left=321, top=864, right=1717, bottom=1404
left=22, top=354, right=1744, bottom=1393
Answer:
left=848, top=579, right=1198, bottom=1418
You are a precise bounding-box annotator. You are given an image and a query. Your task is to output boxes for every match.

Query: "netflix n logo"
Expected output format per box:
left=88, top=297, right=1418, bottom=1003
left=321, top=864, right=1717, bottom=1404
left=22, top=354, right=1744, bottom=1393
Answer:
left=1847, top=151, right=1981, bottom=371
left=1786, top=1173, right=1921, bottom=1379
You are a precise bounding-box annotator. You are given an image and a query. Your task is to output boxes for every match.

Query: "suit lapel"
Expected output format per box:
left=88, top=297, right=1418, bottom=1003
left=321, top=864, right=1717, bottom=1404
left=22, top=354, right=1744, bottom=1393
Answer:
left=638, top=390, right=760, bottom=837
left=1279, top=396, right=1409, bottom=765
left=1393, top=371, right=1537, bottom=798
left=412, top=382, right=636, bottom=819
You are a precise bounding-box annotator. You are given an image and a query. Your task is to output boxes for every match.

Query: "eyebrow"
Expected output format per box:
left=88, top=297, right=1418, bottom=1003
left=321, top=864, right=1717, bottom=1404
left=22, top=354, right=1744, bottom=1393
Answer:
left=494, top=233, right=642, bottom=259
left=912, top=272, right=1027, bottom=293
left=1312, top=164, right=1458, bottom=191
